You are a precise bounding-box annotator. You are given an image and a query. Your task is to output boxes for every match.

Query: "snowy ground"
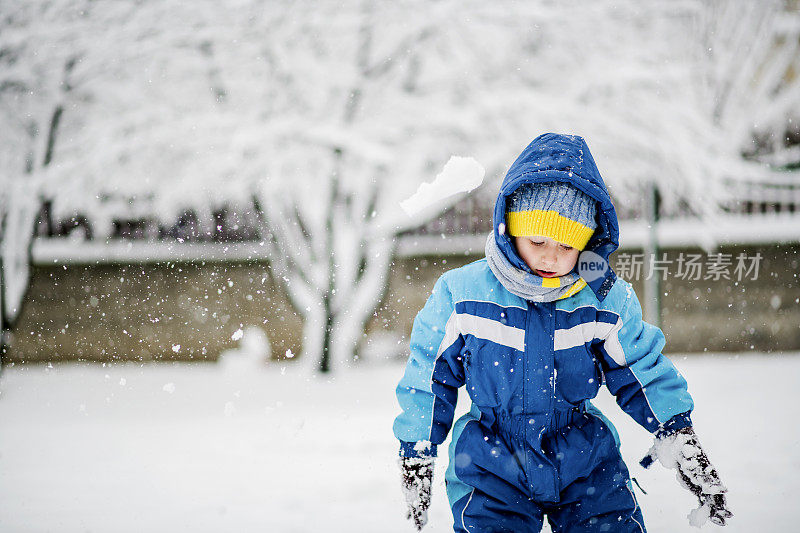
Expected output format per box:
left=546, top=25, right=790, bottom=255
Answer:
left=0, top=353, right=798, bottom=533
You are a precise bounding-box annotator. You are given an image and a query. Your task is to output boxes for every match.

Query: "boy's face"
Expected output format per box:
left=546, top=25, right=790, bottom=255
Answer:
left=513, top=235, right=580, bottom=278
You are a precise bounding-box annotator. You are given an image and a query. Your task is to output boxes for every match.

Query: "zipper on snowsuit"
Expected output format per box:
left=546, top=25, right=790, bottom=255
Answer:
left=523, top=299, right=559, bottom=502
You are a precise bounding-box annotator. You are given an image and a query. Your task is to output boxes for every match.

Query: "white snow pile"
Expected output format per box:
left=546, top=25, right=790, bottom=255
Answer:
left=647, top=430, right=728, bottom=527
left=400, top=156, right=485, bottom=217
left=217, top=325, right=272, bottom=372
left=359, top=330, right=408, bottom=362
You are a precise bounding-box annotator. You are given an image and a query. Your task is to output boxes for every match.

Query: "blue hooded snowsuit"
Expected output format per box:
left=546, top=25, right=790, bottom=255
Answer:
left=393, top=134, right=694, bottom=532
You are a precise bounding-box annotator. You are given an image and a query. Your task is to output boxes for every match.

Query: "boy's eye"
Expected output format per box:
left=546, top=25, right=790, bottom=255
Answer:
left=559, top=244, right=573, bottom=251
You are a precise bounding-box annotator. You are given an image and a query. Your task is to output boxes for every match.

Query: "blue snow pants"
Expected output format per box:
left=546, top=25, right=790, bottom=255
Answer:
left=446, top=406, right=645, bottom=533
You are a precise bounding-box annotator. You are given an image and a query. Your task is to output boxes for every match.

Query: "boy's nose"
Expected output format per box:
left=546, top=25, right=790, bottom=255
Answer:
left=541, top=253, right=556, bottom=267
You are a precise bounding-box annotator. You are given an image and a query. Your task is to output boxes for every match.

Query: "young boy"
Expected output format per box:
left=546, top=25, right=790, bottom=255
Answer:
left=393, top=133, right=731, bottom=532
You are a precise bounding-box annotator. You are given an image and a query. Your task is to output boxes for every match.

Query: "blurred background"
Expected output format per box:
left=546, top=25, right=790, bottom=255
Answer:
left=0, top=1, right=799, bottom=532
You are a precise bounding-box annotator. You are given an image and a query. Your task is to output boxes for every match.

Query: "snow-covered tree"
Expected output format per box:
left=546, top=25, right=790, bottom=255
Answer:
left=0, top=0, right=97, bottom=338
left=698, top=0, right=800, bottom=162
left=1, top=0, right=516, bottom=371
left=248, top=1, right=525, bottom=372
left=697, top=0, right=800, bottom=172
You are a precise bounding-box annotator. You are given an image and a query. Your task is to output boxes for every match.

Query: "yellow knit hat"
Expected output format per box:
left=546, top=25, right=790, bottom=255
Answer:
left=506, top=182, right=597, bottom=250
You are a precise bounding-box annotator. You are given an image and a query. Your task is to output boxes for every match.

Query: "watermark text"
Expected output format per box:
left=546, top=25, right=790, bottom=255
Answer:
left=614, top=252, right=762, bottom=281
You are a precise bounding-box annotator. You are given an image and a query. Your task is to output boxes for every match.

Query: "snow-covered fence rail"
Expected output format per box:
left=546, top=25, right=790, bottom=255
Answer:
left=722, top=177, right=800, bottom=215
left=395, top=180, right=800, bottom=257
left=33, top=200, right=263, bottom=244
left=27, top=187, right=800, bottom=267
left=396, top=213, right=800, bottom=258
left=30, top=240, right=271, bottom=266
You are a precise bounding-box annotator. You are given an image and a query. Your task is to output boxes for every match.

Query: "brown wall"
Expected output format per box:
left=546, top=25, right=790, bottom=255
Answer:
left=6, top=244, right=800, bottom=363
left=7, top=261, right=302, bottom=363
left=369, top=244, right=800, bottom=354
left=652, top=244, right=800, bottom=352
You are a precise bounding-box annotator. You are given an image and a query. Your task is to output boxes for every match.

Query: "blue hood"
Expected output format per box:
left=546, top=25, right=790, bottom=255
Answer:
left=492, top=133, right=619, bottom=300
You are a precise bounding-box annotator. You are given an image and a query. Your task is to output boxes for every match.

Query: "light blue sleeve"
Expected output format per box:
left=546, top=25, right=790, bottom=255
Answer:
left=393, top=273, right=466, bottom=458
left=596, top=283, right=694, bottom=434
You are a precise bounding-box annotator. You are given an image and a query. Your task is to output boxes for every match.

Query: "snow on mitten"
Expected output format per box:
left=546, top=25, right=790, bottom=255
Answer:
left=641, top=427, right=732, bottom=527
left=400, top=456, right=434, bottom=531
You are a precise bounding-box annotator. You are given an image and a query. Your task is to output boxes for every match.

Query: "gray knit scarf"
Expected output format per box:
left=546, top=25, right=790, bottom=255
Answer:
left=485, top=233, right=582, bottom=303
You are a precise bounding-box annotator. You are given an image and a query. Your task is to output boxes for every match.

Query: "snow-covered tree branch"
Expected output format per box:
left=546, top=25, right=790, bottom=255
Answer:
left=697, top=0, right=800, bottom=174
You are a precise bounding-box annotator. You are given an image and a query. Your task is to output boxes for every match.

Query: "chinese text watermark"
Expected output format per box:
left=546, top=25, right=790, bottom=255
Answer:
left=614, top=252, right=762, bottom=281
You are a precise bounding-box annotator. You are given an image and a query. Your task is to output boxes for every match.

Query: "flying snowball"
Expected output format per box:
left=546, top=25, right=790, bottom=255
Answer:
left=400, top=156, right=485, bottom=217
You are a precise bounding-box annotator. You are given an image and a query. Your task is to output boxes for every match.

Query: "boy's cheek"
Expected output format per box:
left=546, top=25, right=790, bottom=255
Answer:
left=564, top=251, right=580, bottom=271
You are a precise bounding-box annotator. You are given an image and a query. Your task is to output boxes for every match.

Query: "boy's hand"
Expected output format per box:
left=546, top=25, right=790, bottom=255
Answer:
left=400, top=456, right=434, bottom=531
left=641, top=427, right=732, bottom=526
